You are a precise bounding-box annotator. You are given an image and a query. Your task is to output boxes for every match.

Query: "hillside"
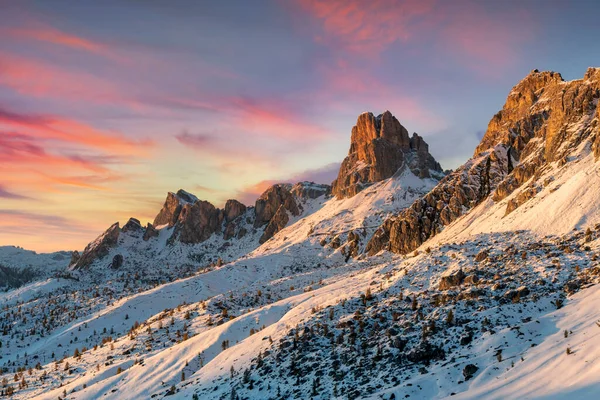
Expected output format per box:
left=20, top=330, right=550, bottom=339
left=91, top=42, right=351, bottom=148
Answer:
left=1, top=69, right=600, bottom=400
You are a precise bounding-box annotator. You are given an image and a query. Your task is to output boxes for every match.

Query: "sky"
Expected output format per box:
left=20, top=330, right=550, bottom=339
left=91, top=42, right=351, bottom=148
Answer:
left=1, top=0, right=599, bottom=252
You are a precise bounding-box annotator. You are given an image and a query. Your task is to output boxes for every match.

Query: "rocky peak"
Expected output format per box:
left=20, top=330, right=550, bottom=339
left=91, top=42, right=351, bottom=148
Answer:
left=290, top=181, right=331, bottom=200
left=122, top=217, right=142, bottom=233
left=332, top=110, right=443, bottom=198
left=254, top=184, right=300, bottom=227
left=153, top=189, right=197, bottom=227
left=367, top=68, right=600, bottom=255
left=173, top=200, right=223, bottom=244
left=70, top=222, right=120, bottom=270
left=224, top=199, right=246, bottom=222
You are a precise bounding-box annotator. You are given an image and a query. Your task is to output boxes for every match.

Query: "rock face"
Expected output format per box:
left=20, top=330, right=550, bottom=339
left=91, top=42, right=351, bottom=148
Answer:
left=70, top=222, right=120, bottom=270
left=291, top=181, right=331, bottom=199
left=122, top=218, right=142, bottom=233
left=332, top=111, right=443, bottom=198
left=224, top=199, right=246, bottom=222
left=367, top=68, right=600, bottom=255
left=254, top=184, right=300, bottom=227
left=153, top=190, right=198, bottom=227
left=143, top=223, right=159, bottom=241
left=260, top=205, right=290, bottom=244
left=174, top=200, right=223, bottom=244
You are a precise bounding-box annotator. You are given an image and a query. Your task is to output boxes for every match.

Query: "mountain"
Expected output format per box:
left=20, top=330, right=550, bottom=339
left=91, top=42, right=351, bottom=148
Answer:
left=332, top=110, right=443, bottom=198
left=67, top=110, right=442, bottom=276
left=2, top=70, right=600, bottom=400
left=368, top=67, right=600, bottom=255
left=0, top=246, right=72, bottom=290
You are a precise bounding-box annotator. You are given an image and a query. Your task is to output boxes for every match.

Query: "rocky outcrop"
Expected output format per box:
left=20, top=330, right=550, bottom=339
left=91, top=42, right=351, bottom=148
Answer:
left=331, top=111, right=443, bottom=198
left=291, top=181, right=330, bottom=199
left=122, top=217, right=142, bottom=233
left=110, top=254, right=124, bottom=269
left=438, top=270, right=466, bottom=291
left=366, top=148, right=508, bottom=254
left=69, top=250, right=80, bottom=266
left=143, top=223, right=159, bottom=241
left=174, top=200, right=223, bottom=244
left=367, top=68, right=600, bottom=255
left=259, top=205, right=290, bottom=244
left=70, top=222, right=120, bottom=270
left=224, top=199, right=246, bottom=222
left=254, top=184, right=300, bottom=228
left=153, top=190, right=198, bottom=227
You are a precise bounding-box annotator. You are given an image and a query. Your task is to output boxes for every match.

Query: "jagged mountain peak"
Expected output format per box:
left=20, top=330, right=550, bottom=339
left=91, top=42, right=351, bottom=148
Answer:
left=368, top=67, right=600, bottom=255
left=331, top=110, right=443, bottom=199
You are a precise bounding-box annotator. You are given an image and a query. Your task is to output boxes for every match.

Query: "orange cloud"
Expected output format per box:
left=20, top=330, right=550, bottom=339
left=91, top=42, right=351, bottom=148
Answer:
left=0, top=106, right=151, bottom=155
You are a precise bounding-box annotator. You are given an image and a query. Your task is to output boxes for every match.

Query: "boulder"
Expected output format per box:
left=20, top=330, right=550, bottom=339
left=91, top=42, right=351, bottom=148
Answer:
left=463, top=364, right=478, bottom=381
left=110, top=254, right=124, bottom=269
left=438, top=270, right=466, bottom=290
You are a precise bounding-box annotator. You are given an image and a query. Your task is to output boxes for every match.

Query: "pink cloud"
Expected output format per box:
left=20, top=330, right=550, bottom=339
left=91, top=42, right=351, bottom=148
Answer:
left=292, top=0, right=534, bottom=73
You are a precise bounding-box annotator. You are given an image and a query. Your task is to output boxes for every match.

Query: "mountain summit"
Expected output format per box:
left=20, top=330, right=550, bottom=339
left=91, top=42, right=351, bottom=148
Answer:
left=331, top=111, right=443, bottom=198
left=368, top=68, right=600, bottom=255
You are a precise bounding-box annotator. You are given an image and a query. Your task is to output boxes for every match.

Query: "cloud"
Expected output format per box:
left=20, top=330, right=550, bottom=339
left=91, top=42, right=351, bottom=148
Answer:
left=293, top=0, right=534, bottom=73
left=0, top=131, right=112, bottom=174
left=295, top=0, right=434, bottom=56
left=0, top=185, right=30, bottom=200
left=1, top=25, right=121, bottom=62
left=0, top=105, right=151, bottom=154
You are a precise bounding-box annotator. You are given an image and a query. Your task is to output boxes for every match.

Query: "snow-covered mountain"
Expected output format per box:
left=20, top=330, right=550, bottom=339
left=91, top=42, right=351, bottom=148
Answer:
left=2, top=69, right=600, bottom=400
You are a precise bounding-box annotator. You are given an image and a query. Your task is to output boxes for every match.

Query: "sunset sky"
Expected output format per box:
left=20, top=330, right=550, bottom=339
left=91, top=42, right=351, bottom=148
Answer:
left=1, top=0, right=599, bottom=252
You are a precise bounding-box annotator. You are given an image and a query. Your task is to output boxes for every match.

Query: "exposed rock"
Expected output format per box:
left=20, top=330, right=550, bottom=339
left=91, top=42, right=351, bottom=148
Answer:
left=153, top=189, right=198, bottom=227
left=330, top=235, right=341, bottom=249
left=463, top=364, right=479, bottom=381
left=438, top=270, right=466, bottom=291
left=71, top=222, right=120, bottom=270
left=174, top=200, right=223, bottom=244
left=460, top=332, right=473, bottom=346
left=254, top=184, right=299, bottom=228
left=406, top=341, right=445, bottom=364
left=224, top=199, right=246, bottom=222
left=260, top=205, right=290, bottom=244
left=475, top=250, right=488, bottom=262
left=143, top=223, right=159, bottom=241
left=504, top=286, right=530, bottom=301
left=223, top=222, right=237, bottom=241
left=121, top=218, right=142, bottom=233
left=505, top=185, right=538, bottom=215
left=291, top=181, right=331, bottom=199
left=367, top=68, right=600, bottom=255
left=69, top=251, right=80, bottom=266
left=463, top=275, right=480, bottom=285
left=332, top=111, right=443, bottom=198
left=344, top=231, right=361, bottom=260
left=110, top=254, right=124, bottom=269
